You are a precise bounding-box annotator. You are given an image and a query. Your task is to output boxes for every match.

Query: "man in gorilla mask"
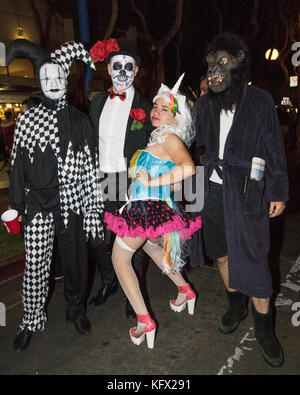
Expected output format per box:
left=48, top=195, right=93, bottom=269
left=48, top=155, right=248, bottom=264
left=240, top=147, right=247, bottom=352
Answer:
left=193, top=32, right=288, bottom=368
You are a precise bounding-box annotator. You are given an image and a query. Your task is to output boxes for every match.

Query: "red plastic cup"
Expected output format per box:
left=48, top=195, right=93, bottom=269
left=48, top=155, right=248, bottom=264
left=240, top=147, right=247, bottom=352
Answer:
left=1, top=209, right=21, bottom=234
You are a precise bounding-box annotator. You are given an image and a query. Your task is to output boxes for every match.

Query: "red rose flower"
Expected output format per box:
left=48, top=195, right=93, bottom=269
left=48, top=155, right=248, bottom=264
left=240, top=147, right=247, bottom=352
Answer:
left=90, top=41, right=107, bottom=62
left=105, top=38, right=120, bottom=54
left=89, top=39, right=120, bottom=63
left=130, top=108, right=147, bottom=123
left=130, top=108, right=147, bottom=131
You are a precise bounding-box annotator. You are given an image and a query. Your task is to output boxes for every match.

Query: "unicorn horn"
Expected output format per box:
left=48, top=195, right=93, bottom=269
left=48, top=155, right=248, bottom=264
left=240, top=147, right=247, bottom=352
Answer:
left=171, top=73, right=185, bottom=95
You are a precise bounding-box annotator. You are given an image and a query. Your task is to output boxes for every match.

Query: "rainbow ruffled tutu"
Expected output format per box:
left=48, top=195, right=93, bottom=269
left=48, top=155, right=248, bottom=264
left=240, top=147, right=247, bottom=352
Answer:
left=104, top=198, right=202, bottom=240
left=104, top=149, right=202, bottom=272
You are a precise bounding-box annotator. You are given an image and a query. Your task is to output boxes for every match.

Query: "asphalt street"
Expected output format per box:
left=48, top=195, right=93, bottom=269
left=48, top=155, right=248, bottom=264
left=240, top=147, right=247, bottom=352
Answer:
left=0, top=209, right=300, bottom=377
left=0, top=148, right=300, bottom=379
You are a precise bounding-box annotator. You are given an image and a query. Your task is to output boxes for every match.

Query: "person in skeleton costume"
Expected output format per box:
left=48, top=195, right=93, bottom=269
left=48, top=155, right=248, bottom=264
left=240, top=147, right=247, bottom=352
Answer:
left=103, top=75, right=202, bottom=349
left=5, top=39, right=104, bottom=351
left=192, top=33, right=289, bottom=367
left=88, top=38, right=153, bottom=319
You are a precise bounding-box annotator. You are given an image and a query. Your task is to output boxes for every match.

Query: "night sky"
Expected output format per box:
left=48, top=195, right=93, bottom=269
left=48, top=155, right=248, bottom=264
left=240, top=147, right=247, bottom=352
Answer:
left=84, top=0, right=300, bottom=102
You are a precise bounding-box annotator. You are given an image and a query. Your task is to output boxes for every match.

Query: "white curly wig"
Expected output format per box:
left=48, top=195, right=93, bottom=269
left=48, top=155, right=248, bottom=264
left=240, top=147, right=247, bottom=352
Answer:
left=152, top=73, right=195, bottom=147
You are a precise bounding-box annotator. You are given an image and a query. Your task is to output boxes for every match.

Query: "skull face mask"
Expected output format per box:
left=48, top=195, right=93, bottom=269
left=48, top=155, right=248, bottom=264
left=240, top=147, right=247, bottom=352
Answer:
left=108, top=54, right=137, bottom=92
left=206, top=50, right=244, bottom=93
left=39, top=63, right=67, bottom=100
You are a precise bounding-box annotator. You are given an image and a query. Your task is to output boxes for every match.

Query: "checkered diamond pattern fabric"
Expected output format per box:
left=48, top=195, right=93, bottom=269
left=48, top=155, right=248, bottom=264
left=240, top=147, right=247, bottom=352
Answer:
left=58, top=141, right=104, bottom=238
left=50, top=41, right=94, bottom=77
left=81, top=144, right=104, bottom=239
left=9, top=41, right=104, bottom=334
left=11, top=100, right=103, bottom=235
left=21, top=212, right=55, bottom=332
left=11, top=99, right=67, bottom=166
left=58, top=141, right=82, bottom=227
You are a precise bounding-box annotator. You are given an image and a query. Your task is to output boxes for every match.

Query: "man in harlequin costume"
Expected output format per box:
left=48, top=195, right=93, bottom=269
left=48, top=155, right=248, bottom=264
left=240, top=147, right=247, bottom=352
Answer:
left=5, top=39, right=104, bottom=351
left=192, top=33, right=289, bottom=367
left=88, top=38, right=153, bottom=318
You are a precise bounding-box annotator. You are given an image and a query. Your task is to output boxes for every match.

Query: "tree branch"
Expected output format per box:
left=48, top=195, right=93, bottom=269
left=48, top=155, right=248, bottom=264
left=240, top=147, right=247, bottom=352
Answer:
left=28, top=0, right=45, bottom=46
left=249, top=0, right=259, bottom=41
left=103, top=0, right=119, bottom=40
left=211, top=0, right=223, bottom=34
left=175, top=30, right=184, bottom=77
left=159, top=0, right=184, bottom=50
left=129, top=0, right=153, bottom=43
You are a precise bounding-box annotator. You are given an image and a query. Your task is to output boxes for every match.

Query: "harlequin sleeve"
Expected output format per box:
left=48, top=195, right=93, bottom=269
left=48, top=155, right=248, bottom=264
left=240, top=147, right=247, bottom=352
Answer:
left=8, top=120, right=26, bottom=215
left=263, top=95, right=289, bottom=202
left=81, top=122, right=105, bottom=240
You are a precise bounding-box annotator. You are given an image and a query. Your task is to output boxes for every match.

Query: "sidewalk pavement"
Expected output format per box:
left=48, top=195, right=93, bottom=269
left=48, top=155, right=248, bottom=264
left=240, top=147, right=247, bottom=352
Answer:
left=0, top=254, right=25, bottom=283
left=0, top=210, right=299, bottom=376
left=0, top=148, right=299, bottom=377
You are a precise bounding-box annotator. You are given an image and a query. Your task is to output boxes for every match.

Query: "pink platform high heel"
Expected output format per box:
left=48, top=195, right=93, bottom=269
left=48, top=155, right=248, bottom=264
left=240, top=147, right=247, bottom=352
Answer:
left=129, top=313, right=156, bottom=349
left=170, top=284, right=196, bottom=315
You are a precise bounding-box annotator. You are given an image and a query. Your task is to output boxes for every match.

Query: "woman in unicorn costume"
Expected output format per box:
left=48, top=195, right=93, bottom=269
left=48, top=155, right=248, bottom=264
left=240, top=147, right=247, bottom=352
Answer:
left=104, top=74, right=202, bottom=349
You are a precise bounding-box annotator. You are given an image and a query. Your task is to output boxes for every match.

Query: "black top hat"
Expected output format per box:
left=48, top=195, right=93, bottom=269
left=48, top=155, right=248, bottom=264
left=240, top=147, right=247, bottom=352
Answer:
left=105, top=38, right=141, bottom=66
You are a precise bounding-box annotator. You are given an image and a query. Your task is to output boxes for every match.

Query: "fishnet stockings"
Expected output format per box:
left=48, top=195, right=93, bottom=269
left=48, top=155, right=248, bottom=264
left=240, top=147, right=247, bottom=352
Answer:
left=143, top=239, right=188, bottom=305
left=111, top=236, right=189, bottom=337
left=112, top=237, right=147, bottom=337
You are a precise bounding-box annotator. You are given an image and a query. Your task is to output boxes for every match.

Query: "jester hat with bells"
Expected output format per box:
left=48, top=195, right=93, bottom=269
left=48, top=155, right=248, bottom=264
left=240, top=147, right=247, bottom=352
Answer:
left=4, top=39, right=95, bottom=101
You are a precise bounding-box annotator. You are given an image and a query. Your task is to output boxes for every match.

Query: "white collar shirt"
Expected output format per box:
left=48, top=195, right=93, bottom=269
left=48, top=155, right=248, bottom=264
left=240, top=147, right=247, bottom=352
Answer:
left=209, top=109, right=235, bottom=184
left=99, top=85, right=135, bottom=173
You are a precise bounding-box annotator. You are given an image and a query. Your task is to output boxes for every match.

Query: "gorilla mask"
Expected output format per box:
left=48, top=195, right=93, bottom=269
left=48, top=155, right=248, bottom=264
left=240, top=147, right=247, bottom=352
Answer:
left=206, top=50, right=245, bottom=93
left=205, top=33, right=250, bottom=111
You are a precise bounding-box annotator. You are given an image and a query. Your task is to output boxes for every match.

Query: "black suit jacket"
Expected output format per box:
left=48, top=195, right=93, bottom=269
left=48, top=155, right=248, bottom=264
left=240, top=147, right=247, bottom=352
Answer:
left=89, top=89, right=153, bottom=168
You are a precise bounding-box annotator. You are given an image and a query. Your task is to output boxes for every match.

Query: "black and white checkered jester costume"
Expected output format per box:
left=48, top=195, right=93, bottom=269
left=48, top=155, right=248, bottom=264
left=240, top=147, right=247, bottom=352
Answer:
left=8, top=40, right=104, bottom=332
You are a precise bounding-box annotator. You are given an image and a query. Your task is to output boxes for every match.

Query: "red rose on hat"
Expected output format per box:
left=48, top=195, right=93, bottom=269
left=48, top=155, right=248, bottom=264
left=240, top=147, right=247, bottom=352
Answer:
left=105, top=38, right=120, bottom=55
left=90, top=41, right=107, bottom=62
left=90, top=39, right=120, bottom=63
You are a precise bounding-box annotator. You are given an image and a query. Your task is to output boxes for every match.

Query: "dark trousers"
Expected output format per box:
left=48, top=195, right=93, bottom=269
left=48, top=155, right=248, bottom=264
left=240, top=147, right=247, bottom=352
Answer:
left=201, top=181, right=228, bottom=260
left=55, top=210, right=88, bottom=314
left=50, top=235, right=64, bottom=278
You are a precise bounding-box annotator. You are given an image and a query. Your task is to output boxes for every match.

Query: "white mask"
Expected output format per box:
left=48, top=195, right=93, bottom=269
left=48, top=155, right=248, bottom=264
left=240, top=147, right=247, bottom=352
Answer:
left=39, top=63, right=67, bottom=100
left=109, top=54, right=137, bottom=92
